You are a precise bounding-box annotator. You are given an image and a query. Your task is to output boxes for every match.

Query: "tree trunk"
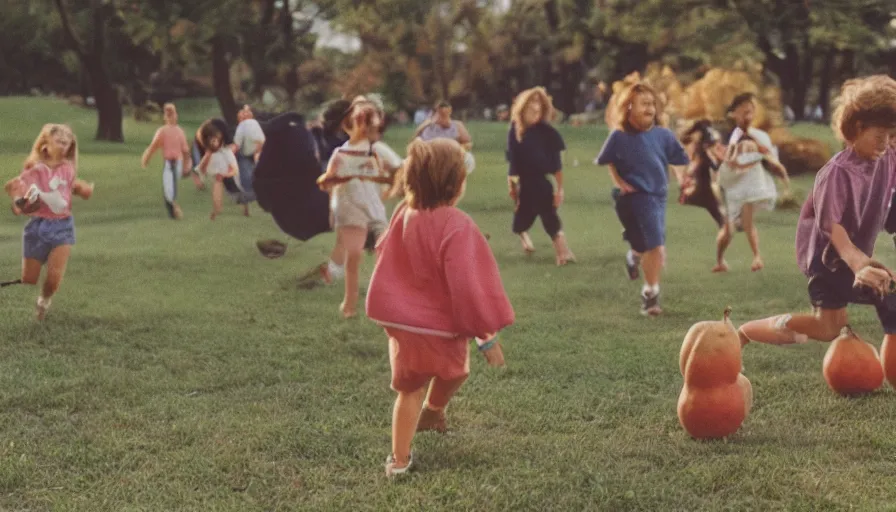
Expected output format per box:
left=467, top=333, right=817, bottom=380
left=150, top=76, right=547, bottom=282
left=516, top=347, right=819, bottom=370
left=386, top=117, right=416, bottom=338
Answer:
left=818, top=47, right=836, bottom=121
left=211, top=34, right=239, bottom=126
left=52, top=0, right=123, bottom=141
left=85, top=56, right=124, bottom=142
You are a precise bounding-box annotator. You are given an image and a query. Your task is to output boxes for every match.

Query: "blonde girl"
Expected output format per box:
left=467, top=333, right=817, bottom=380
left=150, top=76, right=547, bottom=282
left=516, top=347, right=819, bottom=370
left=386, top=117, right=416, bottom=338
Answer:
left=4, top=124, right=94, bottom=320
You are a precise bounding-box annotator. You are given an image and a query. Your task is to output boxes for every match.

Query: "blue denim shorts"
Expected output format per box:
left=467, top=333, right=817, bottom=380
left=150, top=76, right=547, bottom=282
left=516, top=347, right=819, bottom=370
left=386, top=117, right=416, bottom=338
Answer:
left=613, top=190, right=666, bottom=253
left=23, top=216, right=76, bottom=263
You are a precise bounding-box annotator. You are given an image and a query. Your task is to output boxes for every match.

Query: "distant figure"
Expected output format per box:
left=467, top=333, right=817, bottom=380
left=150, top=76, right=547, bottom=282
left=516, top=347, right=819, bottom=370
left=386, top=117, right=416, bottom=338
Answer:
left=140, top=103, right=192, bottom=219
left=414, top=100, right=473, bottom=151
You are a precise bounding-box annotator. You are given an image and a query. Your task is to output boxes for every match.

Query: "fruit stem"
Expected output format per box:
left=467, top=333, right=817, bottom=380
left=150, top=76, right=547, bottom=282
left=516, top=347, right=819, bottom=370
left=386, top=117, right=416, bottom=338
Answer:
left=723, top=306, right=732, bottom=321
left=841, top=324, right=853, bottom=337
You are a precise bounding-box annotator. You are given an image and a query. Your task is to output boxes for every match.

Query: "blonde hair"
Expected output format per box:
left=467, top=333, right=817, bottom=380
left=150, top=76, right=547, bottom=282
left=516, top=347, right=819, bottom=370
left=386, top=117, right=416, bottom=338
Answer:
left=510, top=87, right=555, bottom=141
left=831, top=75, right=896, bottom=143
left=24, top=124, right=78, bottom=170
left=612, top=82, right=664, bottom=132
left=392, top=138, right=467, bottom=210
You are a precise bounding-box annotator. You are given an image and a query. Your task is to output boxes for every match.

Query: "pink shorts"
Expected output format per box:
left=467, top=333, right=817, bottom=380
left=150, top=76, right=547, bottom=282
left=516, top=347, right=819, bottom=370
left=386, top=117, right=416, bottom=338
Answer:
left=386, top=327, right=470, bottom=393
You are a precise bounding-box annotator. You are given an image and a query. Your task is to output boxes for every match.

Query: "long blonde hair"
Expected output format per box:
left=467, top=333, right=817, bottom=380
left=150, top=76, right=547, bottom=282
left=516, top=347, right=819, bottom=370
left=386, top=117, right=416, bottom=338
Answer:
left=510, top=87, right=555, bottom=142
left=24, top=124, right=78, bottom=170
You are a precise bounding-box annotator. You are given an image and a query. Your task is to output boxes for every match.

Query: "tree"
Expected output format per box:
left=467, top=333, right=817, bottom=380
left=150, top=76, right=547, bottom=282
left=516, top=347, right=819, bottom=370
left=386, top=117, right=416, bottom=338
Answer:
left=51, top=0, right=125, bottom=141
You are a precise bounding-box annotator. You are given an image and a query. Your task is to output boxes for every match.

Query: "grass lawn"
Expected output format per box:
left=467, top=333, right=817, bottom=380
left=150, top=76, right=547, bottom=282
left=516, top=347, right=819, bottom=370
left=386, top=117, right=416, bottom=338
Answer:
left=1, top=97, right=894, bottom=511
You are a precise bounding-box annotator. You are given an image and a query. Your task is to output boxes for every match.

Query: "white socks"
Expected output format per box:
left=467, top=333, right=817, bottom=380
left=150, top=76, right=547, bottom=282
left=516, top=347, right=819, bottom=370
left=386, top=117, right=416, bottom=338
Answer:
left=327, top=260, right=345, bottom=281
left=642, top=284, right=660, bottom=298
left=626, top=250, right=640, bottom=267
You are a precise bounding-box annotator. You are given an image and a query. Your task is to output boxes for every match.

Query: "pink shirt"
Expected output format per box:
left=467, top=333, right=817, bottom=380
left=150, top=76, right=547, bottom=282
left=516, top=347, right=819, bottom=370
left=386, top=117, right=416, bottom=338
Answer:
left=366, top=202, right=515, bottom=339
left=155, top=125, right=189, bottom=161
left=17, top=161, right=76, bottom=219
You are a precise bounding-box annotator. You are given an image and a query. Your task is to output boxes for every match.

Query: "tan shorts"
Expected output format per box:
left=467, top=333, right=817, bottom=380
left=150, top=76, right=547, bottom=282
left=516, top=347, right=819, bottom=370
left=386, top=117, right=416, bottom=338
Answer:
left=331, top=186, right=387, bottom=233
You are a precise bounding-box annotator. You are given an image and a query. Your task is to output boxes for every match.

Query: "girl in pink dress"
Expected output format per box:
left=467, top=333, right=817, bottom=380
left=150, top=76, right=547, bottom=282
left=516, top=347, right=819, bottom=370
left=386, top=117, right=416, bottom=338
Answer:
left=366, top=138, right=515, bottom=477
left=4, top=124, right=94, bottom=320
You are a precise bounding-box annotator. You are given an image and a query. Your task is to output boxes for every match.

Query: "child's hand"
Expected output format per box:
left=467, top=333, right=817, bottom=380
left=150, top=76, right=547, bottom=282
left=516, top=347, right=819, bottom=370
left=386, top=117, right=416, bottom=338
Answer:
left=477, top=335, right=505, bottom=367
left=616, top=179, right=636, bottom=195
left=854, top=261, right=896, bottom=298
left=553, top=189, right=564, bottom=208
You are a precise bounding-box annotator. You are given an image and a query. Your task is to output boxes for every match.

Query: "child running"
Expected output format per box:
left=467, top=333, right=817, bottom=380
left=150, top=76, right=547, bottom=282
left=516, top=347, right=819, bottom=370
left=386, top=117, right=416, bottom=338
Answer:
left=738, top=75, right=896, bottom=349
left=316, top=97, right=403, bottom=318
left=141, top=103, right=192, bottom=219
left=4, top=124, right=94, bottom=320
left=196, top=120, right=239, bottom=220
left=596, top=82, right=689, bottom=316
left=679, top=119, right=725, bottom=228
left=506, top=86, right=575, bottom=265
left=714, top=93, right=792, bottom=272
left=366, top=138, right=515, bottom=477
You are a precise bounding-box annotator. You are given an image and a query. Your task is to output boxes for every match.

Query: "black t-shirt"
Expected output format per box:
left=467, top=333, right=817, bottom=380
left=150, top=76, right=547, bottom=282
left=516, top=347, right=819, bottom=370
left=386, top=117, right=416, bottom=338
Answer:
left=506, top=122, right=565, bottom=195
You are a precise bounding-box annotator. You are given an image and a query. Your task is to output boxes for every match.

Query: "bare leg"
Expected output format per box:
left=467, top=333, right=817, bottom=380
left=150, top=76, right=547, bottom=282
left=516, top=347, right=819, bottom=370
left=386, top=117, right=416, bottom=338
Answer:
left=417, top=374, right=469, bottom=433
left=21, top=258, right=42, bottom=285
left=338, top=226, right=367, bottom=318
left=641, top=246, right=664, bottom=288
left=739, top=307, right=847, bottom=346
left=210, top=180, right=224, bottom=220
left=37, top=246, right=72, bottom=321
left=713, top=223, right=732, bottom=272
left=741, top=203, right=763, bottom=271
left=391, top=387, right=426, bottom=470
left=519, top=232, right=535, bottom=253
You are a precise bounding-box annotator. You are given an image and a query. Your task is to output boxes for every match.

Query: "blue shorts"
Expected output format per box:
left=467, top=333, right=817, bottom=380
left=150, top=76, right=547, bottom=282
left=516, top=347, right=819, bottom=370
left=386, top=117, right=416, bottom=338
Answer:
left=808, top=268, right=896, bottom=334
left=23, top=217, right=75, bottom=263
left=613, top=190, right=665, bottom=253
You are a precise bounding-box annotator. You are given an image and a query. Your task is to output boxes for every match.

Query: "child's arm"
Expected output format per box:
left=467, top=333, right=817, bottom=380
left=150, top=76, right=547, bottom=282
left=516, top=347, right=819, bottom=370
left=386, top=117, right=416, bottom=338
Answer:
left=607, top=164, right=635, bottom=193
left=141, top=129, right=162, bottom=168
left=72, top=179, right=94, bottom=200
left=666, top=130, right=690, bottom=186
left=198, top=151, right=213, bottom=173
left=552, top=170, right=565, bottom=207
left=441, top=218, right=515, bottom=341
left=179, top=128, right=192, bottom=171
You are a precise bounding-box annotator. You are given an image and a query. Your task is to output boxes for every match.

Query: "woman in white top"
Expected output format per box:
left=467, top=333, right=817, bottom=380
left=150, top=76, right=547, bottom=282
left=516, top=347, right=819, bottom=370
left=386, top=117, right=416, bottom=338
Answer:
left=414, top=100, right=475, bottom=173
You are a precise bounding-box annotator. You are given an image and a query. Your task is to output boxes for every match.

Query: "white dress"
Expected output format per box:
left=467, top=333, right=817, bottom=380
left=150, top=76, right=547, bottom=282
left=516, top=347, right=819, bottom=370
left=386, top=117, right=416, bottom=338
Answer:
left=717, top=127, right=778, bottom=226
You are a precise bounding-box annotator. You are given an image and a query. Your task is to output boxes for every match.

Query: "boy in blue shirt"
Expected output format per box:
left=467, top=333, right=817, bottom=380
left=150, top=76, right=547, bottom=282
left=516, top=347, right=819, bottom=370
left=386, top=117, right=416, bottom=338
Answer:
left=596, top=83, right=689, bottom=315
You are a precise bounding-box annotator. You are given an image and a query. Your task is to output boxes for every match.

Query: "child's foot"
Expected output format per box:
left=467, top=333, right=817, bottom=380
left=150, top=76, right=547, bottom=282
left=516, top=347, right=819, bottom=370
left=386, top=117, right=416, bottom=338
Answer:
left=385, top=453, right=413, bottom=477
left=242, top=205, right=250, bottom=217
left=340, top=301, right=357, bottom=319
left=417, top=406, right=448, bottom=433
left=640, top=290, right=662, bottom=316
left=172, top=204, right=183, bottom=220
left=297, top=262, right=332, bottom=289
left=210, top=212, right=217, bottom=221
left=552, top=233, right=575, bottom=266
left=751, top=257, right=764, bottom=272
left=35, top=296, right=51, bottom=321
left=712, top=261, right=729, bottom=273
left=520, top=233, right=535, bottom=254
left=625, top=250, right=641, bottom=280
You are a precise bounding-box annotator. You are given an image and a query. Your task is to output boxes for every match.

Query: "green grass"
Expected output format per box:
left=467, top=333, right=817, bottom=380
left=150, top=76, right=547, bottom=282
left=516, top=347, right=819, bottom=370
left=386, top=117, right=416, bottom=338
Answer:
left=1, top=96, right=894, bottom=511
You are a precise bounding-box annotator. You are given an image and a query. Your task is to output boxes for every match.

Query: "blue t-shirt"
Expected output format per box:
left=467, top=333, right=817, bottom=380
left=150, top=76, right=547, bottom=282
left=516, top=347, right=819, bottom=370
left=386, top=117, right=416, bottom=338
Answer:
left=596, top=127, right=689, bottom=196
left=507, top=122, right=565, bottom=195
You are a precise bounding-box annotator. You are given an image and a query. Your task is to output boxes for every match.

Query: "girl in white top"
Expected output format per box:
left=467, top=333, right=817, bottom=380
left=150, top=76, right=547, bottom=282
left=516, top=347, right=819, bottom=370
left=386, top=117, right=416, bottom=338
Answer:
left=197, top=120, right=238, bottom=220
left=317, top=98, right=404, bottom=318
left=715, top=93, right=791, bottom=272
